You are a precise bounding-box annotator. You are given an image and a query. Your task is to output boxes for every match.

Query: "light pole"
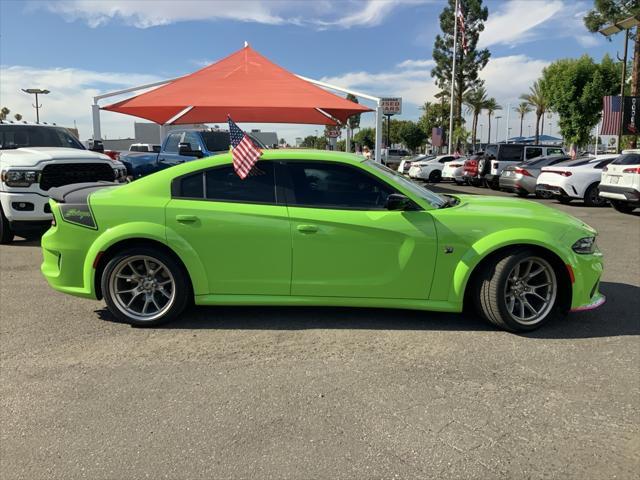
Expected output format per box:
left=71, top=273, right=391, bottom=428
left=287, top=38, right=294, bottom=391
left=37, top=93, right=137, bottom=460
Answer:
left=479, top=124, right=483, bottom=151
left=21, top=88, right=50, bottom=123
left=495, top=116, right=502, bottom=143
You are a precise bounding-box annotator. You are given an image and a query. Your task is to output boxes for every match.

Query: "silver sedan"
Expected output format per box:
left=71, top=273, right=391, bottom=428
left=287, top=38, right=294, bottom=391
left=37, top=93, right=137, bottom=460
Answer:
left=500, top=155, right=570, bottom=197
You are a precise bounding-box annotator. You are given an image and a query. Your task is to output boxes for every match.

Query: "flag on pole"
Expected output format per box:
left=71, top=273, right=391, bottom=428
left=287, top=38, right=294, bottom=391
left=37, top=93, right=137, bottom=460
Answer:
left=228, top=116, right=262, bottom=179
left=600, top=96, right=622, bottom=135
left=456, top=2, right=468, bottom=55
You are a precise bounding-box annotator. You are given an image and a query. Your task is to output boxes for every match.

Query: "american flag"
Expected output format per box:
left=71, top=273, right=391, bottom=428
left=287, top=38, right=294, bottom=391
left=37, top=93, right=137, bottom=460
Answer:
left=228, top=116, right=262, bottom=179
left=456, top=2, right=468, bottom=55
left=601, top=95, right=622, bottom=135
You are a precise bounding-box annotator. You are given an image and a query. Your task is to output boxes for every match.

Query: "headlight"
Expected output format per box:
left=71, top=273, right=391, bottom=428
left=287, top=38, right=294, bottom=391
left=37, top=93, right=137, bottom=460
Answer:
left=572, top=237, right=596, bottom=254
left=1, top=170, right=39, bottom=187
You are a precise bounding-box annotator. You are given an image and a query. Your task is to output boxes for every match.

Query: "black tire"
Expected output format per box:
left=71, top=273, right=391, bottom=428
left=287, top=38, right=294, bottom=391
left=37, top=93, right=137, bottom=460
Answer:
left=584, top=183, right=607, bottom=207
left=101, top=246, right=190, bottom=327
left=489, top=179, right=501, bottom=191
left=0, top=206, right=14, bottom=245
left=516, top=190, right=529, bottom=198
left=610, top=200, right=636, bottom=214
left=429, top=170, right=442, bottom=183
left=475, top=249, right=559, bottom=332
left=558, top=197, right=572, bottom=204
left=454, top=179, right=465, bottom=186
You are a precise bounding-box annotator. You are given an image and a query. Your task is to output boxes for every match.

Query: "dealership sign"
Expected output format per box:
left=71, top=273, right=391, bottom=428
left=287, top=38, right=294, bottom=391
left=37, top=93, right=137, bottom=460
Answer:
left=624, top=96, right=639, bottom=135
left=381, top=97, right=402, bottom=115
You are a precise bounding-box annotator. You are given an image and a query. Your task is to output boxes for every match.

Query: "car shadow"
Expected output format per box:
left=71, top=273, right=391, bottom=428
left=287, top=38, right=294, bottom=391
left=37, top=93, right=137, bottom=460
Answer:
left=5, top=237, right=41, bottom=247
left=96, top=282, right=639, bottom=339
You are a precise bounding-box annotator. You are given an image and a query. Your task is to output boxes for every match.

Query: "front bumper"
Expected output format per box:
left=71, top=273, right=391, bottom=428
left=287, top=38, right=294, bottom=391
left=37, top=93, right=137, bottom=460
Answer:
left=0, top=191, right=52, bottom=222
left=568, top=250, right=605, bottom=312
left=598, top=184, right=640, bottom=203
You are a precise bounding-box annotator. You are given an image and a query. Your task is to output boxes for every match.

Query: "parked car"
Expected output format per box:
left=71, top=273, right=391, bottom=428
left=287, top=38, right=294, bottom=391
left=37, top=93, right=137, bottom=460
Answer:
left=442, top=158, right=468, bottom=185
left=408, top=154, right=456, bottom=182
left=129, top=143, right=161, bottom=153
left=536, top=155, right=618, bottom=206
left=41, top=150, right=604, bottom=332
left=479, top=144, right=566, bottom=189
left=118, top=129, right=266, bottom=179
left=384, top=148, right=410, bottom=170
left=462, top=154, right=483, bottom=186
left=500, top=155, right=570, bottom=197
left=0, top=122, right=127, bottom=243
left=398, top=155, right=433, bottom=175
left=598, top=150, right=640, bottom=214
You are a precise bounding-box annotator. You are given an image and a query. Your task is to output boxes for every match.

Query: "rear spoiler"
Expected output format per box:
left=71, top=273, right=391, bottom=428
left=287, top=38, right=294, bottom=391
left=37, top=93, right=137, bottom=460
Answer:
left=48, top=181, right=121, bottom=203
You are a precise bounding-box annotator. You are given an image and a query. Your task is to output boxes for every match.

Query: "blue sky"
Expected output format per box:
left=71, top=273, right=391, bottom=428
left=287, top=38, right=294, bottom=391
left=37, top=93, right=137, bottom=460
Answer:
left=0, top=0, right=622, bottom=143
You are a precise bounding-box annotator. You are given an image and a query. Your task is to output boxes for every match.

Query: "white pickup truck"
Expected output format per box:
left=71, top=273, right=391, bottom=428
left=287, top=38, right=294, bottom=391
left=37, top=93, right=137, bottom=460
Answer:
left=0, top=122, right=127, bottom=243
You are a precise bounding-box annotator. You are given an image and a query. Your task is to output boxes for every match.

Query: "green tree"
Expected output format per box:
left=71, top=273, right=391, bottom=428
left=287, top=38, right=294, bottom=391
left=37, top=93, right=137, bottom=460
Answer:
left=314, top=136, right=328, bottom=150
left=418, top=100, right=450, bottom=150
left=278, top=138, right=286, bottom=147
left=520, top=81, right=548, bottom=144
left=463, top=86, right=489, bottom=150
left=336, top=139, right=346, bottom=151
left=346, top=94, right=361, bottom=131
left=484, top=98, right=501, bottom=144
left=300, top=135, right=316, bottom=148
left=399, top=121, right=427, bottom=152
left=353, top=127, right=375, bottom=149
left=432, top=0, right=490, bottom=131
left=540, top=54, right=620, bottom=148
left=584, top=0, right=639, bottom=34
left=515, top=102, right=533, bottom=138
left=0, top=107, right=9, bottom=120
left=453, top=125, right=470, bottom=150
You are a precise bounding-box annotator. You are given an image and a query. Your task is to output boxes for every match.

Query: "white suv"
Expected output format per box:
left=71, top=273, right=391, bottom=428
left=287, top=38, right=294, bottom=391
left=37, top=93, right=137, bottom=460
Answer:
left=0, top=122, right=127, bottom=243
left=599, top=150, right=640, bottom=214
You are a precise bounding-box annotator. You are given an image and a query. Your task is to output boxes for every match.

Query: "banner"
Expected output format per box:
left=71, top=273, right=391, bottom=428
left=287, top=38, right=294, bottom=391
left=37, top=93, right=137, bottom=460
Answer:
left=432, top=127, right=444, bottom=147
left=623, top=96, right=639, bottom=135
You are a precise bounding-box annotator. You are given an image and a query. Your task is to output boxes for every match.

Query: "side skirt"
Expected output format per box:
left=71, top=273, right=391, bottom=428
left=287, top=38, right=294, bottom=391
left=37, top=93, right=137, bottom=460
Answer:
left=194, top=294, right=462, bottom=313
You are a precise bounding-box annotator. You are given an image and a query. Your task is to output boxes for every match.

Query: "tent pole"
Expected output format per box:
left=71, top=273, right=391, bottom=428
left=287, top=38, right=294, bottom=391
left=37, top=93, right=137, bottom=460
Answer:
left=91, top=102, right=102, bottom=141
left=346, top=124, right=351, bottom=152
left=159, top=125, right=168, bottom=144
left=375, top=101, right=383, bottom=163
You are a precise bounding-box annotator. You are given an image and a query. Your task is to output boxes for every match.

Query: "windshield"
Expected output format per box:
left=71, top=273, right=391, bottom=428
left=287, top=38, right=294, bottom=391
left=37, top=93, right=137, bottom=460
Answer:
left=0, top=125, right=84, bottom=150
left=365, top=160, right=446, bottom=208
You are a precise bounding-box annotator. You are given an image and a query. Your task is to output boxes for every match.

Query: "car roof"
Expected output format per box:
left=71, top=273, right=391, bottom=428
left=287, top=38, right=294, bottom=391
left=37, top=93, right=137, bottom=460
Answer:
left=237, top=149, right=365, bottom=165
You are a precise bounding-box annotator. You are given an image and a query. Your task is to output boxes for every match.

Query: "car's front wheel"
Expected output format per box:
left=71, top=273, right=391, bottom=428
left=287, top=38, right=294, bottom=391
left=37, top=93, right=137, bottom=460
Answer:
left=101, top=246, right=190, bottom=326
left=476, top=250, right=559, bottom=332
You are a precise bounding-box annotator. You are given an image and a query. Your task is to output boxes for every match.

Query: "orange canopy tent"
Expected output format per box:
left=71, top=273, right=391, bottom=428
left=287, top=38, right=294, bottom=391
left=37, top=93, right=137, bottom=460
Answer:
left=102, top=46, right=372, bottom=126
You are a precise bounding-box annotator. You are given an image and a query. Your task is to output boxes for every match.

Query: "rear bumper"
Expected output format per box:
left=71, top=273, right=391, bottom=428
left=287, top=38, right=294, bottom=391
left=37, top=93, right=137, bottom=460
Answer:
left=536, top=183, right=571, bottom=198
left=598, top=184, right=640, bottom=203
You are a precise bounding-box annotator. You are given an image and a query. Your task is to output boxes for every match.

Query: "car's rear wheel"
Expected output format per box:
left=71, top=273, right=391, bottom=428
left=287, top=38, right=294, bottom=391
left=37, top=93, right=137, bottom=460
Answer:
left=610, top=200, right=636, bottom=214
left=476, top=250, right=559, bottom=332
left=429, top=170, right=442, bottom=183
left=516, top=190, right=529, bottom=198
left=454, top=179, right=465, bottom=186
left=0, top=206, right=14, bottom=245
left=584, top=183, right=607, bottom=207
left=101, top=247, right=189, bottom=327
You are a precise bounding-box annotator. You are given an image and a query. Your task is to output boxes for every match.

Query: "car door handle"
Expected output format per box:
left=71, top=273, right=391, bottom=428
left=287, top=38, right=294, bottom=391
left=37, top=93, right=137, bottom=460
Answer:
left=176, top=214, right=198, bottom=223
left=297, top=224, right=319, bottom=233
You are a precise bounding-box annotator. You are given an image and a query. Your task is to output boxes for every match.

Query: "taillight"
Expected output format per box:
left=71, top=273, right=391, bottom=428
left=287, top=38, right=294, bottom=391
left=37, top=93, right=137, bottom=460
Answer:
left=450, top=163, right=462, bottom=167
left=105, top=150, right=120, bottom=161
left=622, top=167, right=640, bottom=174
left=545, top=170, right=572, bottom=177
left=514, top=168, right=533, bottom=177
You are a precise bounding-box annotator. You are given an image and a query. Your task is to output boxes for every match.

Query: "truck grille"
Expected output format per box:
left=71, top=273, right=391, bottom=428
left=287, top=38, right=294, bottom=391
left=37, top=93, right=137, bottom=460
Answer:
left=39, top=163, right=115, bottom=191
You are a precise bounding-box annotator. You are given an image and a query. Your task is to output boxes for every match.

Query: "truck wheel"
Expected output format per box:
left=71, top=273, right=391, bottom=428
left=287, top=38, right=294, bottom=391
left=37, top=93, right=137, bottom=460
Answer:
left=489, top=179, right=501, bottom=190
left=611, top=200, right=636, bottom=214
left=0, top=206, right=14, bottom=244
left=584, top=183, right=607, bottom=207
left=475, top=249, right=559, bottom=332
left=101, top=246, right=190, bottom=327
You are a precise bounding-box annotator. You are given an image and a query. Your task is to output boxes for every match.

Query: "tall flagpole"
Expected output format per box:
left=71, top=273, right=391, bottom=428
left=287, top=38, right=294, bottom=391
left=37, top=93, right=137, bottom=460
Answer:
left=447, top=0, right=459, bottom=154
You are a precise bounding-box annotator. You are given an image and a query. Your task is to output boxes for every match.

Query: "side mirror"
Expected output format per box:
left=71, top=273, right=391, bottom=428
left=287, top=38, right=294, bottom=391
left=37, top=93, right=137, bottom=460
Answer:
left=385, top=193, right=411, bottom=211
left=178, top=142, right=203, bottom=158
left=89, top=139, right=104, bottom=153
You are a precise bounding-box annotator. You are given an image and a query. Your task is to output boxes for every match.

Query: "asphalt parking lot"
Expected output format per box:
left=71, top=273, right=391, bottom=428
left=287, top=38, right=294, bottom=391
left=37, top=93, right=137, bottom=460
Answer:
left=1, top=183, right=639, bottom=479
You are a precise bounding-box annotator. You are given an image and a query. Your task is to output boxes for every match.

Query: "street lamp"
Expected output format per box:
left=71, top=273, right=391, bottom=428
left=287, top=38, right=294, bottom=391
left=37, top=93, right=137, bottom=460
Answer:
left=495, top=116, right=502, bottom=143
left=21, top=88, right=50, bottom=123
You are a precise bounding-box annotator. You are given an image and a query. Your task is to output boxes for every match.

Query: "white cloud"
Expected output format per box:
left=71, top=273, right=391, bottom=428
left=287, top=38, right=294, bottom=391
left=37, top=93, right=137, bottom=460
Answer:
left=479, top=0, right=564, bottom=48
left=41, top=0, right=426, bottom=29
left=396, top=59, right=436, bottom=69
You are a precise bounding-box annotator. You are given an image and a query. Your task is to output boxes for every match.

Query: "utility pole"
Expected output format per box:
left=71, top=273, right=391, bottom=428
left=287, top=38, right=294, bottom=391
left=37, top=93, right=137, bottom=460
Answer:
left=21, top=88, right=50, bottom=123
left=447, top=0, right=460, bottom=154
left=495, top=116, right=502, bottom=143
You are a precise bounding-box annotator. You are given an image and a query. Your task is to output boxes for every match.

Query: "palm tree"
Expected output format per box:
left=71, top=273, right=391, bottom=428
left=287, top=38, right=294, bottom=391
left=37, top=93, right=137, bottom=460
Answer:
left=515, top=102, right=532, bottom=138
left=484, top=98, right=501, bottom=145
left=520, top=81, right=548, bottom=144
left=463, top=86, right=489, bottom=151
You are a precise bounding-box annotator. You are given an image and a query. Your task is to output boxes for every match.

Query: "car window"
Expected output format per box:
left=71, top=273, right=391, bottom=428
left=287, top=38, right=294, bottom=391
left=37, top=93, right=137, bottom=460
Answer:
left=439, top=156, right=453, bottom=163
left=177, top=172, right=204, bottom=198
left=0, top=125, right=84, bottom=150
left=205, top=162, right=276, bottom=204
left=183, top=132, right=202, bottom=151
left=484, top=144, right=498, bottom=159
left=152, top=145, right=161, bottom=153
left=164, top=133, right=181, bottom=153
left=525, top=147, right=543, bottom=160
left=612, top=153, right=640, bottom=165
left=546, top=148, right=564, bottom=155
left=286, top=161, right=395, bottom=210
left=594, top=158, right=615, bottom=169
left=201, top=131, right=231, bottom=152
left=499, top=145, right=523, bottom=161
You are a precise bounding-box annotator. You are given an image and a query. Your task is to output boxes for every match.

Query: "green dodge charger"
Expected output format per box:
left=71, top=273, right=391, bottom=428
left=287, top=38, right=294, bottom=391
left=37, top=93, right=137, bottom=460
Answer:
left=41, top=150, right=605, bottom=332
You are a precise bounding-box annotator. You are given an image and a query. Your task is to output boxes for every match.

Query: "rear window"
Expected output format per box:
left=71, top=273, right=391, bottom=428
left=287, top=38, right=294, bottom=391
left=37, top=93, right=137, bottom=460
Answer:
left=498, top=145, right=523, bottom=161
left=527, top=155, right=569, bottom=167
left=201, top=132, right=231, bottom=152
left=0, top=125, right=84, bottom=150
left=485, top=145, right=498, bottom=159
left=612, top=153, right=640, bottom=166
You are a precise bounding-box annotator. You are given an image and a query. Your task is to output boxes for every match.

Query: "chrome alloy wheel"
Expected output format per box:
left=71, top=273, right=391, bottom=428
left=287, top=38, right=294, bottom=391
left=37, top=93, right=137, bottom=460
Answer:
left=504, top=256, right=557, bottom=325
left=109, top=255, right=176, bottom=322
